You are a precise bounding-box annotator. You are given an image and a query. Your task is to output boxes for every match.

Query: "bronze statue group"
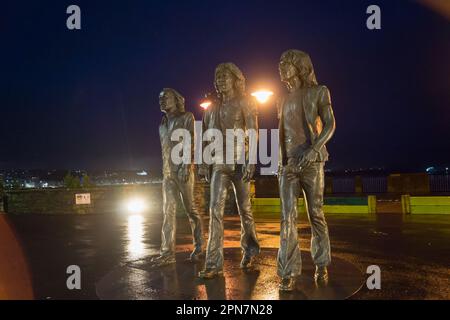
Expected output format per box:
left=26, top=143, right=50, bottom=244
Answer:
left=153, top=49, right=336, bottom=292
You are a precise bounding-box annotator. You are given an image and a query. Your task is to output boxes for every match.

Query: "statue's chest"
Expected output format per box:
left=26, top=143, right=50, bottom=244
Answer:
left=283, top=95, right=303, bottom=117
left=159, top=117, right=183, bottom=140
left=219, top=102, right=243, bottom=125
left=282, top=90, right=315, bottom=121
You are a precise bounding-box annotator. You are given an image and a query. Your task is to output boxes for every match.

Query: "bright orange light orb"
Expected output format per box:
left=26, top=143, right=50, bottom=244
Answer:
left=200, top=101, right=212, bottom=110
left=251, top=90, right=274, bottom=104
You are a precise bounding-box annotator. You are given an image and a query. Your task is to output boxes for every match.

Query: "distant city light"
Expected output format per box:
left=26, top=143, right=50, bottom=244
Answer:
left=251, top=90, right=274, bottom=104
left=125, top=198, right=147, bottom=214
left=200, top=101, right=212, bottom=110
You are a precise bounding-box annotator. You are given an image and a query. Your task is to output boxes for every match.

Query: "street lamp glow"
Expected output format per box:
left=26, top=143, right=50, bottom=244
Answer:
left=251, top=90, right=274, bottom=104
left=200, top=101, right=212, bottom=110
left=126, top=198, right=147, bottom=214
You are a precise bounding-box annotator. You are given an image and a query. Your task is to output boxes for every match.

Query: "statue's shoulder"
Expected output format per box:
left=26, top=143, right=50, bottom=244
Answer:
left=309, top=85, right=331, bottom=107
left=305, top=84, right=326, bottom=93
left=182, top=111, right=195, bottom=119
left=239, top=94, right=257, bottom=112
left=311, top=84, right=330, bottom=96
left=179, top=112, right=195, bottom=125
left=305, top=85, right=330, bottom=103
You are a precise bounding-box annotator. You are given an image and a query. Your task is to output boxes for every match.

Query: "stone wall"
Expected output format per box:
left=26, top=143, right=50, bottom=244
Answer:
left=4, top=185, right=162, bottom=215
left=3, top=180, right=248, bottom=216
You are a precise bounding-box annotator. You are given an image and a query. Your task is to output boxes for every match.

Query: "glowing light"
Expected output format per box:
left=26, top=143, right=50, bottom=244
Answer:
left=200, top=101, right=212, bottom=110
left=127, top=214, right=144, bottom=258
left=126, top=198, right=147, bottom=214
left=251, top=90, right=274, bottom=104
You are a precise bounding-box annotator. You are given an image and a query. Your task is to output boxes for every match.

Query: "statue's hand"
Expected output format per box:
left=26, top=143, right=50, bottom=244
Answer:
left=178, top=164, right=191, bottom=183
left=298, top=148, right=319, bottom=169
left=197, top=164, right=210, bottom=183
left=279, top=163, right=297, bottom=181
left=242, top=164, right=256, bottom=182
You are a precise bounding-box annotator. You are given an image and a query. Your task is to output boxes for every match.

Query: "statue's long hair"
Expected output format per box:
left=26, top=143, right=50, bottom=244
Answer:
left=280, top=49, right=318, bottom=87
left=214, top=62, right=246, bottom=99
left=161, top=88, right=185, bottom=112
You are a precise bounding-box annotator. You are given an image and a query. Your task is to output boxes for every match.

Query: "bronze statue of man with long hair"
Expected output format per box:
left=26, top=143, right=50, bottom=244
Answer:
left=152, top=88, right=204, bottom=266
left=277, top=50, right=336, bottom=291
left=198, top=63, right=260, bottom=278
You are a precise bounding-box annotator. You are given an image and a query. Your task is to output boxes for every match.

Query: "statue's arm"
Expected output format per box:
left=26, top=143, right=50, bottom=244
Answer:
left=201, top=109, right=210, bottom=158
left=242, top=97, right=258, bottom=181
left=186, top=112, right=196, bottom=167
left=243, top=96, right=259, bottom=137
left=276, top=97, right=283, bottom=120
left=198, top=109, right=211, bottom=181
left=313, top=86, right=336, bottom=152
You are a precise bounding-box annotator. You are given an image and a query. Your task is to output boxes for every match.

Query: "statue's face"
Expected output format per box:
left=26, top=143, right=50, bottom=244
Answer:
left=159, top=91, right=177, bottom=113
left=279, top=60, right=298, bottom=82
left=215, top=69, right=235, bottom=94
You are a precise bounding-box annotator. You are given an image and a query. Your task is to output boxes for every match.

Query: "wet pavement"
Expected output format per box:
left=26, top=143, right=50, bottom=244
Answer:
left=96, top=248, right=364, bottom=300
left=3, top=210, right=450, bottom=300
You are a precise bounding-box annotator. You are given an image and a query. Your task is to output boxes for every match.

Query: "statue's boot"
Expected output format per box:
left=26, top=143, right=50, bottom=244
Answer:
left=198, top=268, right=223, bottom=279
left=314, top=266, right=328, bottom=282
left=279, top=277, right=296, bottom=292
left=240, top=254, right=255, bottom=269
left=150, top=255, right=176, bottom=267
left=189, top=247, right=204, bottom=262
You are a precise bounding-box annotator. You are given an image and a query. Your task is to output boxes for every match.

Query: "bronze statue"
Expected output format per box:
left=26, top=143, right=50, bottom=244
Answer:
left=198, top=63, right=260, bottom=279
left=151, top=88, right=204, bottom=266
left=277, top=50, right=336, bottom=291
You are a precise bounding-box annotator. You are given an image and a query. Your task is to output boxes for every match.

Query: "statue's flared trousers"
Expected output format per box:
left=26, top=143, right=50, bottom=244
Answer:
left=204, top=165, right=260, bottom=271
left=160, top=172, right=203, bottom=257
left=277, top=162, right=331, bottom=278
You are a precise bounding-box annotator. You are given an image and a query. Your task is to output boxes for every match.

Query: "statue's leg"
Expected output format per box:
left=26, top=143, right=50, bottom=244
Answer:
left=204, top=167, right=230, bottom=271
left=178, top=171, right=204, bottom=257
left=277, top=169, right=302, bottom=279
left=232, top=175, right=260, bottom=260
left=299, top=162, right=331, bottom=268
left=160, top=177, right=178, bottom=258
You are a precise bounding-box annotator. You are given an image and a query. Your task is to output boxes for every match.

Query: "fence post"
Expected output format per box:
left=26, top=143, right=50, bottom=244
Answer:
left=368, top=195, right=377, bottom=215
left=355, top=176, right=363, bottom=194
left=0, top=180, right=4, bottom=213
left=401, top=194, right=411, bottom=214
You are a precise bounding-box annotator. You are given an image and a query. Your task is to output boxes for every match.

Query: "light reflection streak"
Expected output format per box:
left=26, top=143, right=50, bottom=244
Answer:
left=127, top=214, right=144, bottom=259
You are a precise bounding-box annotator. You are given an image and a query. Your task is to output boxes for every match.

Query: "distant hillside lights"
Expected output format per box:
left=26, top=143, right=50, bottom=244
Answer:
left=64, top=172, right=94, bottom=189
left=0, top=170, right=156, bottom=190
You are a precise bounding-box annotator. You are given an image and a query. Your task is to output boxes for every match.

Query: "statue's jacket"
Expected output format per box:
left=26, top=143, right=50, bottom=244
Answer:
left=277, top=85, right=335, bottom=166
left=201, top=94, right=258, bottom=167
left=159, top=112, right=195, bottom=177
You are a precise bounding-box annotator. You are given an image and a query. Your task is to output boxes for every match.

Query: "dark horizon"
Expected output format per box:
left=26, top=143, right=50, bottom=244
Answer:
left=1, top=0, right=449, bottom=173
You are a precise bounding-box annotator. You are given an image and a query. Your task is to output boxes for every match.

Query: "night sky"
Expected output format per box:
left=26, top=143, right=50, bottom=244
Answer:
left=1, top=0, right=449, bottom=173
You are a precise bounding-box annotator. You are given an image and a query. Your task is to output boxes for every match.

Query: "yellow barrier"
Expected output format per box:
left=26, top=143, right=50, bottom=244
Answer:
left=401, top=195, right=450, bottom=214
left=252, top=197, right=375, bottom=216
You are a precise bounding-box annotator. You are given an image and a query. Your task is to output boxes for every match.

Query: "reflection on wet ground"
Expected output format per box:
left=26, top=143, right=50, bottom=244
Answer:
left=127, top=214, right=145, bottom=260
left=5, top=211, right=450, bottom=299
left=96, top=248, right=364, bottom=300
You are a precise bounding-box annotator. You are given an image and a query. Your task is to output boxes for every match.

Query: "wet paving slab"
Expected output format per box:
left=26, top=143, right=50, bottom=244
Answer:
left=96, top=248, right=364, bottom=300
left=3, top=212, right=450, bottom=300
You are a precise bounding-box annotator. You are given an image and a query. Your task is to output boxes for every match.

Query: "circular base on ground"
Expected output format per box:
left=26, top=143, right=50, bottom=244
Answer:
left=96, top=248, right=364, bottom=300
